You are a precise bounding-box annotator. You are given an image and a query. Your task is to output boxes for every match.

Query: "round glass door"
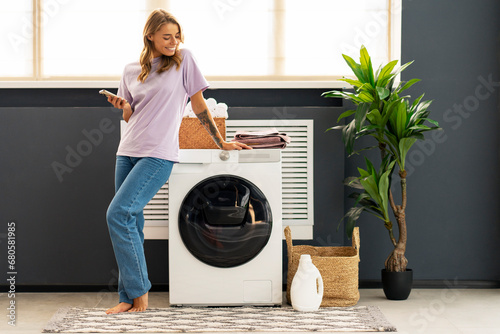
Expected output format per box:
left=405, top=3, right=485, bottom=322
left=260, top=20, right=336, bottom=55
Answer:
left=178, top=175, right=273, bottom=268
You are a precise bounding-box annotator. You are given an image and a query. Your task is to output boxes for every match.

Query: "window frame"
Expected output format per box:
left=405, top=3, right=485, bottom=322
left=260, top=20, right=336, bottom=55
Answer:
left=0, top=0, right=402, bottom=89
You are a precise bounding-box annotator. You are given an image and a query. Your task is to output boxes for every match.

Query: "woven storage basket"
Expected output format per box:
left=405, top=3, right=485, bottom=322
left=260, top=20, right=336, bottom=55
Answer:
left=179, top=117, right=226, bottom=149
left=285, top=226, right=360, bottom=307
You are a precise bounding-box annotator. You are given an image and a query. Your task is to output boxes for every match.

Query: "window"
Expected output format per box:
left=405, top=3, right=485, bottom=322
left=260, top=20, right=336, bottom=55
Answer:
left=283, top=1, right=392, bottom=77
left=0, top=0, right=401, bottom=88
left=42, top=0, right=147, bottom=77
left=171, top=0, right=274, bottom=77
left=1, top=0, right=34, bottom=77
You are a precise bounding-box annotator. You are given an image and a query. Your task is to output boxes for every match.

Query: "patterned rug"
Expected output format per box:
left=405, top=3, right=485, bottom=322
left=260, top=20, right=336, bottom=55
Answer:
left=42, top=306, right=396, bottom=332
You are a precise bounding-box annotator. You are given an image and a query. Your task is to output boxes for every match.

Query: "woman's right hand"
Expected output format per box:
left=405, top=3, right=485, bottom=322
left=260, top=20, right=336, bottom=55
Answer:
left=107, top=96, right=133, bottom=122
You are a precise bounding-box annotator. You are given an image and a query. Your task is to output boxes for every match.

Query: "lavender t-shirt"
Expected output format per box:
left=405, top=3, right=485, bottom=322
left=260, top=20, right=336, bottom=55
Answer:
left=116, top=48, right=209, bottom=162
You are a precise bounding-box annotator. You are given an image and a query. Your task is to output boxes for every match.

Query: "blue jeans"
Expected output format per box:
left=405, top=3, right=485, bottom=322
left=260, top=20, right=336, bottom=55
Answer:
left=106, top=156, right=174, bottom=304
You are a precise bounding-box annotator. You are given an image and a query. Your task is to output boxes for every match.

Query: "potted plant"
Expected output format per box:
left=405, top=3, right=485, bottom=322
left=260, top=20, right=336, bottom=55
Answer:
left=322, top=46, right=440, bottom=300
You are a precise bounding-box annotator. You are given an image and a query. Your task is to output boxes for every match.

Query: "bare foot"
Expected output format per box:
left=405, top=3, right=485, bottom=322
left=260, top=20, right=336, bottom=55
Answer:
left=106, top=302, right=132, bottom=314
left=128, top=292, right=148, bottom=312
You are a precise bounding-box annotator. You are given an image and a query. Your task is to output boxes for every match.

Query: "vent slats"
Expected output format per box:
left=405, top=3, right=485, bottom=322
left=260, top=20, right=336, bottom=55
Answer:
left=144, top=179, right=169, bottom=225
left=144, top=215, right=169, bottom=220
left=143, top=119, right=313, bottom=227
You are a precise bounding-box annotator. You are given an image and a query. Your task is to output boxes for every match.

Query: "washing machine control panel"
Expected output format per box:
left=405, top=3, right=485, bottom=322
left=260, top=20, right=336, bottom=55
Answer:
left=178, top=149, right=281, bottom=164
left=212, top=150, right=238, bottom=163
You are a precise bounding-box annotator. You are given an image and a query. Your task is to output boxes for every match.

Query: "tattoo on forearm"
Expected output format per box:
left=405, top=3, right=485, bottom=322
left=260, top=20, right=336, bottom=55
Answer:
left=196, top=109, right=223, bottom=148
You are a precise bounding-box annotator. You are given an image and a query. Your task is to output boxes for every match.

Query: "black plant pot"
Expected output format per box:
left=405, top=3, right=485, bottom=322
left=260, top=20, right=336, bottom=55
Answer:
left=381, top=269, right=413, bottom=300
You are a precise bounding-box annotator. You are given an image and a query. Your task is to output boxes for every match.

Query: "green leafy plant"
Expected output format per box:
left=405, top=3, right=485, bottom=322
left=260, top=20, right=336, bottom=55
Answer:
left=323, top=46, right=440, bottom=272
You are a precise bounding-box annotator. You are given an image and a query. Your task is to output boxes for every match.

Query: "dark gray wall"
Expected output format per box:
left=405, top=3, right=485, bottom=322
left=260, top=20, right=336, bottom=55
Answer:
left=0, top=107, right=121, bottom=285
left=350, top=0, right=500, bottom=281
left=404, top=0, right=500, bottom=280
left=1, top=0, right=499, bottom=289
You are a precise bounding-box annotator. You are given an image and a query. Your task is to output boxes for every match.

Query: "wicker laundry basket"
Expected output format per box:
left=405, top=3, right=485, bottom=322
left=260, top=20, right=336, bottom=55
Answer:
left=285, top=226, right=360, bottom=307
left=179, top=117, right=226, bottom=149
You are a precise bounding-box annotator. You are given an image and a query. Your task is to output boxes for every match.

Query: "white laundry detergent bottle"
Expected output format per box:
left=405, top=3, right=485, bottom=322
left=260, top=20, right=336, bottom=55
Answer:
left=290, top=254, right=324, bottom=311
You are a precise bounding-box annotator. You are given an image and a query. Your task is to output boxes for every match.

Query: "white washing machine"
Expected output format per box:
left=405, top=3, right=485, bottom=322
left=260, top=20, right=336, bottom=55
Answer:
left=168, top=149, right=282, bottom=306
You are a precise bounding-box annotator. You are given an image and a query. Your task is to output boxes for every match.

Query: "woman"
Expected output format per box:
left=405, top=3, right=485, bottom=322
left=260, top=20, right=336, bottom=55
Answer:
left=105, top=9, right=250, bottom=314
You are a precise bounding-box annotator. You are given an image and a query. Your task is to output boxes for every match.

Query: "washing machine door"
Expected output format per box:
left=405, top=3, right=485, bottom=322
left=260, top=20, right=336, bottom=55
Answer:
left=178, top=175, right=273, bottom=268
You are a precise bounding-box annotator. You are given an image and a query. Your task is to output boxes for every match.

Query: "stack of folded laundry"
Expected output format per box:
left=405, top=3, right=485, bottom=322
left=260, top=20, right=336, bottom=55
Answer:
left=232, top=128, right=291, bottom=149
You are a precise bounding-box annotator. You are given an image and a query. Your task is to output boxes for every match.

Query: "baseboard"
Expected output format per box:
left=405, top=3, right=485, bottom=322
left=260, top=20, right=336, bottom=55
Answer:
left=3, top=280, right=500, bottom=293
left=359, top=280, right=500, bottom=289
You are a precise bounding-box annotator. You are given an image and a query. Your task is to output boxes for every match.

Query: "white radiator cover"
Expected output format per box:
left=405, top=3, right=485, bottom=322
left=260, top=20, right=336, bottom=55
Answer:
left=132, top=119, right=314, bottom=239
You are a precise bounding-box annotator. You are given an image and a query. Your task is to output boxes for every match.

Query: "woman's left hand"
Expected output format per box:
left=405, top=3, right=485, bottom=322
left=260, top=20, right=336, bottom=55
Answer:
left=221, top=141, right=252, bottom=150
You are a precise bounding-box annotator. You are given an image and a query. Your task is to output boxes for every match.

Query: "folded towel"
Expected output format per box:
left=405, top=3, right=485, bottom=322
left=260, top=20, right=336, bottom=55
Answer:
left=206, top=98, right=217, bottom=111
left=234, top=137, right=288, bottom=149
left=183, top=99, right=229, bottom=119
left=213, top=103, right=228, bottom=118
left=183, top=102, right=196, bottom=118
left=232, top=128, right=291, bottom=149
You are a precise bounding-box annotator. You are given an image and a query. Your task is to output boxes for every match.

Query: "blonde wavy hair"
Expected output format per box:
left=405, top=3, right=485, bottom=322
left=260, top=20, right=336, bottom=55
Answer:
left=138, top=9, right=184, bottom=83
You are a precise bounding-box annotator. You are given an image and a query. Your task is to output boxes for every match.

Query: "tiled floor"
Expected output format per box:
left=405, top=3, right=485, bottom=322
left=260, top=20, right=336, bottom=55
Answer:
left=1, top=289, right=499, bottom=333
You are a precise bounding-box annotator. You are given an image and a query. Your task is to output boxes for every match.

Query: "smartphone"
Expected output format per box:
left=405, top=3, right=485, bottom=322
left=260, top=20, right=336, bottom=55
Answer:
left=99, top=89, right=119, bottom=98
